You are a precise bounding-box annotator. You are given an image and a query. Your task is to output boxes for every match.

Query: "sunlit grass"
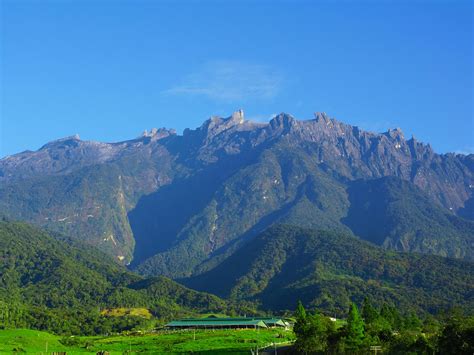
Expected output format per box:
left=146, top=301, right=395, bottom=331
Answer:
left=0, top=328, right=295, bottom=354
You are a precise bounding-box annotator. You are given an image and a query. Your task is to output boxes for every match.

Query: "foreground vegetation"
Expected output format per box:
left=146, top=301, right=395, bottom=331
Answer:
left=0, top=328, right=294, bottom=354
left=294, top=299, right=474, bottom=354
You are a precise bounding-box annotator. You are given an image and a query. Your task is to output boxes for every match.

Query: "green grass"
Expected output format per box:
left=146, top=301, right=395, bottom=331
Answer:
left=0, top=328, right=295, bottom=354
left=0, top=329, right=75, bottom=353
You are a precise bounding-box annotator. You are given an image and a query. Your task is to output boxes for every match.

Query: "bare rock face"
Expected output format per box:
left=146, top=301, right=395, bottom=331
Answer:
left=0, top=135, right=119, bottom=181
left=0, top=128, right=176, bottom=183
left=0, top=111, right=473, bottom=269
left=142, top=127, right=176, bottom=140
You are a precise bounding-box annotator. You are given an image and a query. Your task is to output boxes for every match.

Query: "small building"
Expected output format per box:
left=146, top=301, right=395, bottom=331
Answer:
left=166, top=317, right=268, bottom=330
left=253, top=317, right=291, bottom=329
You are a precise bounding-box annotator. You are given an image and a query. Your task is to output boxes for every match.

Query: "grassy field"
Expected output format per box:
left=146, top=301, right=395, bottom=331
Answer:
left=0, top=328, right=295, bottom=354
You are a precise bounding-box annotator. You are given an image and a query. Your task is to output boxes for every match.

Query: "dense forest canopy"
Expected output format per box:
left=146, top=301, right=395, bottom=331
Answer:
left=0, top=221, right=243, bottom=335
left=184, top=225, right=474, bottom=315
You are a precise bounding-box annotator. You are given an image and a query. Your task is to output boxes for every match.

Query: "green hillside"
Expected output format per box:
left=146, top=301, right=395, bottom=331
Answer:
left=0, top=164, right=136, bottom=262
left=183, top=225, right=474, bottom=316
left=0, top=221, right=227, bottom=334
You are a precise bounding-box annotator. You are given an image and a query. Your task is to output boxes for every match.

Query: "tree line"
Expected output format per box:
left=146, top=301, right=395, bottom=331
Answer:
left=293, top=298, right=474, bottom=354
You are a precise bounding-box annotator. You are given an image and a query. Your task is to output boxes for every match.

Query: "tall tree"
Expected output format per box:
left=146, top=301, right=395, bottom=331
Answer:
left=345, top=303, right=365, bottom=350
left=362, top=297, right=379, bottom=324
left=294, top=303, right=337, bottom=354
left=380, top=303, right=402, bottom=330
left=294, top=301, right=307, bottom=337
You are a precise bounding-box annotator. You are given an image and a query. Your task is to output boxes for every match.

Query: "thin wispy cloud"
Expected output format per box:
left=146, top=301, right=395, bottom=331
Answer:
left=163, top=61, right=283, bottom=102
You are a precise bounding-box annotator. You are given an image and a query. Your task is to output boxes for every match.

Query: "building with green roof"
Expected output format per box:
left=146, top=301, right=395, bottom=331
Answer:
left=166, top=317, right=268, bottom=329
left=165, top=316, right=290, bottom=330
left=253, top=317, right=291, bottom=328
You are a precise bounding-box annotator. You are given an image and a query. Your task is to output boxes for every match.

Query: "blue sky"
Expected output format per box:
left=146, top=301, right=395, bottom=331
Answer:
left=1, top=0, right=472, bottom=157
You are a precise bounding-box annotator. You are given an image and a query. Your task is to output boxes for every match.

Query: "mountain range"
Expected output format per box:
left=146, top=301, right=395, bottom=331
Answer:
left=1, top=111, right=473, bottom=280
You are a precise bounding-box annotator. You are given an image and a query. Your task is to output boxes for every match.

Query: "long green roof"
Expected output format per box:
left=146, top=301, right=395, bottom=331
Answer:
left=178, top=317, right=286, bottom=322
left=179, top=317, right=259, bottom=321
left=253, top=317, right=286, bottom=322
left=166, top=319, right=268, bottom=327
left=165, top=316, right=291, bottom=328
left=256, top=318, right=288, bottom=327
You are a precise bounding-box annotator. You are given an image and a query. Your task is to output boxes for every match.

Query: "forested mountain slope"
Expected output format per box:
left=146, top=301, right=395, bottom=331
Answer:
left=0, top=221, right=226, bottom=334
left=183, top=225, right=474, bottom=316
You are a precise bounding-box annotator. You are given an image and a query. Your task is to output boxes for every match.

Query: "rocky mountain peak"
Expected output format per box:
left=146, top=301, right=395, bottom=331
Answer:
left=142, top=127, right=176, bottom=140
left=384, top=127, right=405, bottom=141
left=188, top=110, right=248, bottom=141
left=39, top=134, right=82, bottom=150
left=231, top=109, right=245, bottom=124
left=269, top=113, right=295, bottom=131
left=313, top=112, right=330, bottom=122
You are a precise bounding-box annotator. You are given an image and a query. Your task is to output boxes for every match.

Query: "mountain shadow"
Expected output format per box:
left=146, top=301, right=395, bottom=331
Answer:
left=458, top=195, right=474, bottom=220
left=128, top=152, right=258, bottom=267
left=342, top=176, right=474, bottom=259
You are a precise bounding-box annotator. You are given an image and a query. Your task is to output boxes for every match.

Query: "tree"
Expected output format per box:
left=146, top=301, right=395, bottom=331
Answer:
left=366, top=316, right=393, bottom=342
left=345, top=303, right=365, bottom=350
left=389, top=331, right=434, bottom=354
left=422, top=314, right=441, bottom=334
left=404, top=312, right=422, bottom=331
left=295, top=301, right=307, bottom=321
left=437, top=316, right=474, bottom=355
left=294, top=308, right=337, bottom=354
left=294, top=300, right=307, bottom=337
left=362, top=297, right=379, bottom=324
left=380, top=303, right=402, bottom=330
